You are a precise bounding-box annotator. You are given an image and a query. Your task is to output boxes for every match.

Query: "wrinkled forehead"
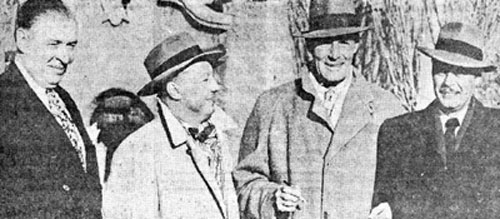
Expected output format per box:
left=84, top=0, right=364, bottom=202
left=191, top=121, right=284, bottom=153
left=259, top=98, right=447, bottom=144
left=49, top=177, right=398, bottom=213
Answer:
left=29, top=12, right=78, bottom=41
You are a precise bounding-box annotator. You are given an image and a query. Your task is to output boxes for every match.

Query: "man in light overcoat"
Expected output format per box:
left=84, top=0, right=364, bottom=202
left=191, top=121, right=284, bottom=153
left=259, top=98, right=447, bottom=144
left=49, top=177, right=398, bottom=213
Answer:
left=232, top=0, right=404, bottom=218
left=103, top=33, right=239, bottom=219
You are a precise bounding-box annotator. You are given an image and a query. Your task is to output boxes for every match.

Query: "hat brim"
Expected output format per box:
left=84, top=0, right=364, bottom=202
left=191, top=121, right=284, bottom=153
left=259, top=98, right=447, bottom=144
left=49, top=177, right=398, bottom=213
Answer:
left=298, top=26, right=371, bottom=38
left=137, top=50, right=224, bottom=96
left=417, top=46, right=496, bottom=70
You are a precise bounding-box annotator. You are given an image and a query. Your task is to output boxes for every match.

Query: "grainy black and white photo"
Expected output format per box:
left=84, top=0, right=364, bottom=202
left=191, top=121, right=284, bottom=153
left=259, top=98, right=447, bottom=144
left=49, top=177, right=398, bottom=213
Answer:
left=1, top=0, right=500, bottom=218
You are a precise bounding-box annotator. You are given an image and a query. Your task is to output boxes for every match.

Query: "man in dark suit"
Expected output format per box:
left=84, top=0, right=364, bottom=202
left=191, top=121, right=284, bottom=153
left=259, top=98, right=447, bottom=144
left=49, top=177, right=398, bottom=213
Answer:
left=371, top=22, right=500, bottom=218
left=0, top=0, right=101, bottom=218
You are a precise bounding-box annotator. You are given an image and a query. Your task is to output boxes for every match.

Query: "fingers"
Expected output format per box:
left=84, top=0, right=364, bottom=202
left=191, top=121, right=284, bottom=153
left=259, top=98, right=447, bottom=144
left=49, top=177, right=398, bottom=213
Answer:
left=368, top=202, right=392, bottom=219
left=275, top=185, right=305, bottom=213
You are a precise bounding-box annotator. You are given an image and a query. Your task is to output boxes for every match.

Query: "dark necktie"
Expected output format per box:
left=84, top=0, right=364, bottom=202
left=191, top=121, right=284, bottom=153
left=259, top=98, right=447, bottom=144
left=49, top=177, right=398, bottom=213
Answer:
left=444, top=118, right=460, bottom=154
left=187, top=123, right=215, bottom=143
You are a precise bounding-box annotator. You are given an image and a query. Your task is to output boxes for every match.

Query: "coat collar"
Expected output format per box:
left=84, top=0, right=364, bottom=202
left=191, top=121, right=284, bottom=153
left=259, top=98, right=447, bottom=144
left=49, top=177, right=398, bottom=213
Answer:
left=299, top=71, right=374, bottom=156
left=420, top=97, right=483, bottom=167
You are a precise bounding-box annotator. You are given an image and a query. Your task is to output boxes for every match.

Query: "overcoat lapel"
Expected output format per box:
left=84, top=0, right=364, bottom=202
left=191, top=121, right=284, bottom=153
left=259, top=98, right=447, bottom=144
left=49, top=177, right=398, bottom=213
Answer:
left=157, top=105, right=227, bottom=218
left=326, top=80, right=372, bottom=157
left=185, top=136, right=227, bottom=219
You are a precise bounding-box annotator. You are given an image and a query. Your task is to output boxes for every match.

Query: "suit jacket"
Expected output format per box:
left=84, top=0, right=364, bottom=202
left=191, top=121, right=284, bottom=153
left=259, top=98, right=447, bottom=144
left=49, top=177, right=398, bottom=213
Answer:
left=0, top=63, right=102, bottom=218
left=233, top=73, right=404, bottom=219
left=373, top=99, right=500, bottom=218
left=102, top=103, right=239, bottom=219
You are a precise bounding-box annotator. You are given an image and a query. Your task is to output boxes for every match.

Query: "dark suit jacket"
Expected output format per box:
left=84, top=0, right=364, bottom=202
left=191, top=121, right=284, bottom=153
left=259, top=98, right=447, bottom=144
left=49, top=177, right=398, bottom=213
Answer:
left=0, top=63, right=102, bottom=218
left=373, top=99, right=500, bottom=218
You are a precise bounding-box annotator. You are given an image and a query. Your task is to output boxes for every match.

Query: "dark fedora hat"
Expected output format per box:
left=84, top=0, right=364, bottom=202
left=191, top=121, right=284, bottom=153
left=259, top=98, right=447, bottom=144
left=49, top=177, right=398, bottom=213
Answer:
left=417, top=22, right=495, bottom=70
left=138, top=32, right=225, bottom=96
left=299, top=0, right=371, bottom=38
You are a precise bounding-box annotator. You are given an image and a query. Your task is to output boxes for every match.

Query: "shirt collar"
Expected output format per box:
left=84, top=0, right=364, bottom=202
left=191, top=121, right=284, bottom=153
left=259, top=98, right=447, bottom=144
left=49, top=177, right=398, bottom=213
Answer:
left=309, top=71, right=352, bottom=102
left=438, top=103, right=469, bottom=132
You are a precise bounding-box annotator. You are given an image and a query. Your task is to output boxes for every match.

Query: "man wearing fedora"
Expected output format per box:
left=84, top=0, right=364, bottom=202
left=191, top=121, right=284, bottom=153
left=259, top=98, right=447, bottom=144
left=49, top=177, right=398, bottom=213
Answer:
left=232, top=0, right=403, bottom=218
left=371, top=22, right=500, bottom=218
left=102, top=32, right=239, bottom=219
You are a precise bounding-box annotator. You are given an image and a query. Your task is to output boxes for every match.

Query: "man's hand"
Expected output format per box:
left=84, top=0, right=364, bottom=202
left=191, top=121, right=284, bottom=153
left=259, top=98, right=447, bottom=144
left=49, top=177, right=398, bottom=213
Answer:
left=275, top=184, right=305, bottom=212
left=368, top=202, right=392, bottom=219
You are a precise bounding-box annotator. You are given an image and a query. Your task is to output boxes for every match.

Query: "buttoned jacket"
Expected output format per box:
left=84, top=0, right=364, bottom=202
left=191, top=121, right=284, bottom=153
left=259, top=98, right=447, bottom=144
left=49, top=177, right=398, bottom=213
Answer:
left=0, top=63, right=102, bottom=218
left=373, top=99, right=500, bottom=218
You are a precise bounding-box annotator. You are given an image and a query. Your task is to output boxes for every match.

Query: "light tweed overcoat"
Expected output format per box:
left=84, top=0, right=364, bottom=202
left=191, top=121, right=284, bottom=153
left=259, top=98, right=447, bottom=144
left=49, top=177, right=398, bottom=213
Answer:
left=103, top=103, right=239, bottom=219
left=233, top=73, right=404, bottom=219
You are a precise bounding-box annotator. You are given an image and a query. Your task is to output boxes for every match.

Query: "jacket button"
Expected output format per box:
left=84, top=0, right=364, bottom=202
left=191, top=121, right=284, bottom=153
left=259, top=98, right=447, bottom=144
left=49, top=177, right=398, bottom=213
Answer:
left=62, top=184, right=70, bottom=191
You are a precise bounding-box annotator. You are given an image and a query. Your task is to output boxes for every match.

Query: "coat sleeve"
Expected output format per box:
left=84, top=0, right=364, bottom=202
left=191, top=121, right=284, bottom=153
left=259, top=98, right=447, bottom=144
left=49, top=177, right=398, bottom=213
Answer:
left=372, top=118, right=403, bottom=208
left=102, top=134, right=159, bottom=219
left=232, top=94, right=283, bottom=219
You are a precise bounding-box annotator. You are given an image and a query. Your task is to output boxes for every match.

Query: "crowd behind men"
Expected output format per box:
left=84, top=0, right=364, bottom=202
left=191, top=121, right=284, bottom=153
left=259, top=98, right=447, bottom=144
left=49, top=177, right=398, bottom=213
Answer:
left=1, top=0, right=500, bottom=218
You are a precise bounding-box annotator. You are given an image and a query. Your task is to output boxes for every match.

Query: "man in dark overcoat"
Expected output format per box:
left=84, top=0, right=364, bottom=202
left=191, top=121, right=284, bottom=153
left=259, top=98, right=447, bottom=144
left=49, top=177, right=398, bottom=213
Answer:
left=232, top=0, right=404, bottom=218
left=371, top=22, right=500, bottom=218
left=0, top=0, right=101, bottom=217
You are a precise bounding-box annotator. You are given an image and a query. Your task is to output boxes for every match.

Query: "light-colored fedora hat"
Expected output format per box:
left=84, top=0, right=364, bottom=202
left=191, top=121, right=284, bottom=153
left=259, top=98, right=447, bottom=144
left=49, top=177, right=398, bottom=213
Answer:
left=299, top=0, right=371, bottom=39
left=417, top=22, right=495, bottom=70
left=137, top=32, right=225, bottom=96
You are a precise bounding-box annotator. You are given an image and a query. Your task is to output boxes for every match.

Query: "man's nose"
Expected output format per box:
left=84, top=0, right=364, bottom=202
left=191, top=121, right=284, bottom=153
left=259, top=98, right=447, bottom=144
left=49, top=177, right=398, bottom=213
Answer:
left=55, top=46, right=74, bottom=64
left=442, top=72, right=458, bottom=85
left=208, top=75, right=221, bottom=92
left=328, top=41, right=341, bottom=59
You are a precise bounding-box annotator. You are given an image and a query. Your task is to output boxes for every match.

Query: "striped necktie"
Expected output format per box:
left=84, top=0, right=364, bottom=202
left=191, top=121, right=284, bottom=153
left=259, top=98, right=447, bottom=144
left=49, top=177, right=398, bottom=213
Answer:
left=46, top=88, right=87, bottom=172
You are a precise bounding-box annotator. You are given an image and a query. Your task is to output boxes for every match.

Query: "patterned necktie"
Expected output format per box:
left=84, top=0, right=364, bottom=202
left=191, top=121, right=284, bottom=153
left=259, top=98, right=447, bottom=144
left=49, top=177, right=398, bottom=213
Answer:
left=444, top=118, right=460, bottom=154
left=324, top=88, right=336, bottom=115
left=46, top=88, right=87, bottom=171
left=188, top=123, right=223, bottom=189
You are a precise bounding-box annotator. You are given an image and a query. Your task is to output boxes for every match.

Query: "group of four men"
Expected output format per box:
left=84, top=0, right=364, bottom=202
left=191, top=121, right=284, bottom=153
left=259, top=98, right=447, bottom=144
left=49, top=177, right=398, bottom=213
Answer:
left=2, top=0, right=500, bottom=218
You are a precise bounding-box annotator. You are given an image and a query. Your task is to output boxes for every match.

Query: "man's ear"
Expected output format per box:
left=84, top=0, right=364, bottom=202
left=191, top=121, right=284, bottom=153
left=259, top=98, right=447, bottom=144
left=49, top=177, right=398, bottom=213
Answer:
left=166, top=81, right=182, bottom=100
left=350, top=42, right=360, bottom=54
left=15, top=28, right=31, bottom=53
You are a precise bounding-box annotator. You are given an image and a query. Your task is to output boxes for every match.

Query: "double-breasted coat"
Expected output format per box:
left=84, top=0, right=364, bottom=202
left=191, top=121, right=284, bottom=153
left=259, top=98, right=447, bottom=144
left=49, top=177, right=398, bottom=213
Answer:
left=373, top=99, right=500, bottom=218
left=0, top=63, right=102, bottom=218
left=102, top=102, right=239, bottom=219
left=233, top=73, right=404, bottom=219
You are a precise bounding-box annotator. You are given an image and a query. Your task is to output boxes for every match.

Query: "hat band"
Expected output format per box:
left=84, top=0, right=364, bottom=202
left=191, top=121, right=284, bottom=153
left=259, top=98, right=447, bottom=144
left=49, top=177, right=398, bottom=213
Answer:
left=150, top=45, right=203, bottom=79
left=308, top=13, right=362, bottom=32
left=435, top=38, right=483, bottom=61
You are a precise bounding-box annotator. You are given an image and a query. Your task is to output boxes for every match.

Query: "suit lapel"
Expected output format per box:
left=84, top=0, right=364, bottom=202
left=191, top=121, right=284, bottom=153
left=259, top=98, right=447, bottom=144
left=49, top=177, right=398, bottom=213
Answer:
left=7, top=64, right=73, bottom=148
left=326, top=80, right=372, bottom=157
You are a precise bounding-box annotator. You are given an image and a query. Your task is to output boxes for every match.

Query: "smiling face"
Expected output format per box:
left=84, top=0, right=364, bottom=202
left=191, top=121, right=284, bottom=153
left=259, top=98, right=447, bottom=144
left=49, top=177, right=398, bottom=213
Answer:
left=432, top=60, right=480, bottom=113
left=16, top=12, right=78, bottom=88
left=309, top=35, right=359, bottom=84
left=173, top=61, right=221, bottom=121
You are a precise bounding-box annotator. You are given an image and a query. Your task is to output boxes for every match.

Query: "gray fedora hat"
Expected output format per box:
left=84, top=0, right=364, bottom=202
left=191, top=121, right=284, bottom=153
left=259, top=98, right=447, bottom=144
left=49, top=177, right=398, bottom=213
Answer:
left=138, top=32, right=225, bottom=96
left=299, top=0, right=371, bottom=38
left=417, top=22, right=495, bottom=70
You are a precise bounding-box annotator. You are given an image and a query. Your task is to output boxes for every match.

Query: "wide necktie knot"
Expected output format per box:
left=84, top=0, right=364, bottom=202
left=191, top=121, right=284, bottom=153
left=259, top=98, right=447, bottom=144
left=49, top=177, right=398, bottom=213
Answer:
left=445, top=118, right=460, bottom=129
